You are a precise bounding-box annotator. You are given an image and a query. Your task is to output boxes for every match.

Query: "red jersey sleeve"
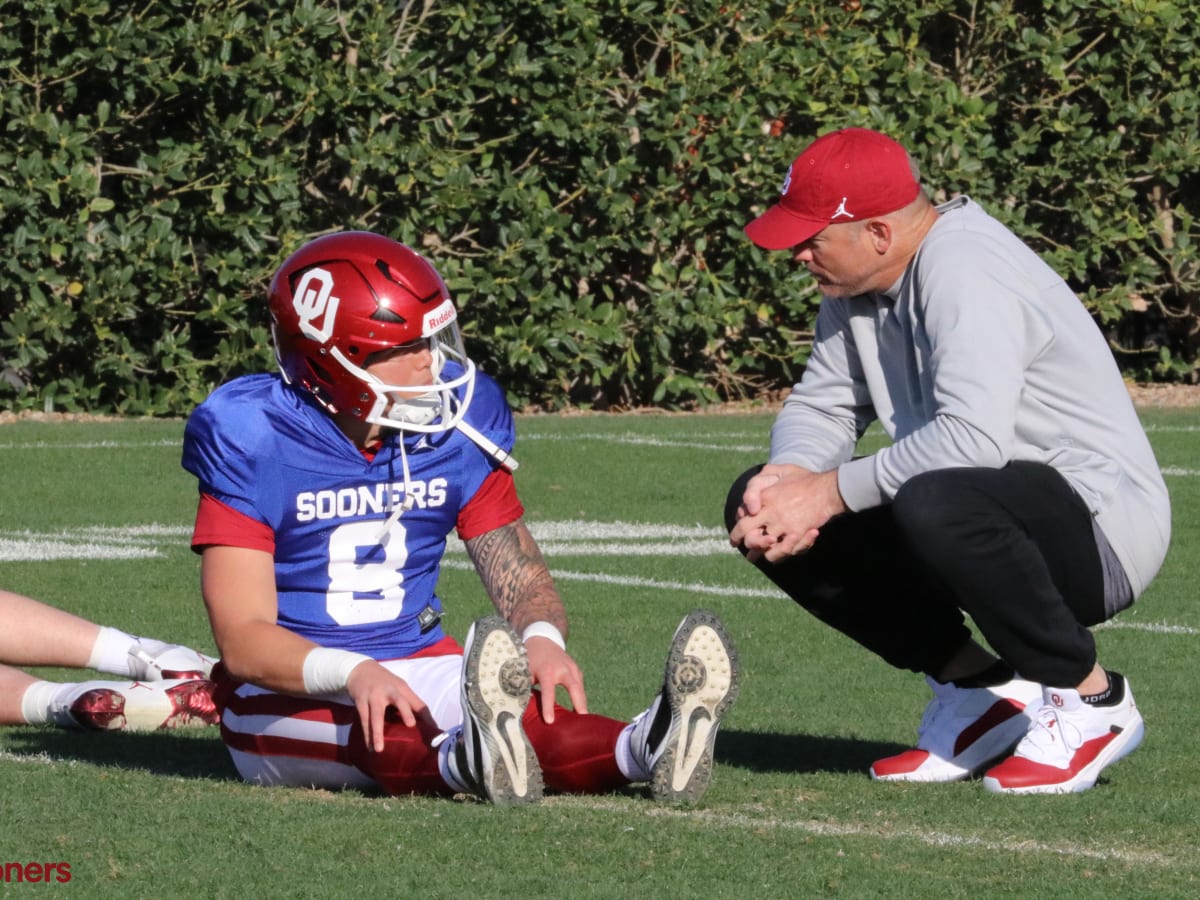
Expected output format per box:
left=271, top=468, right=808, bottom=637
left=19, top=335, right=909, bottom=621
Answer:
left=456, top=468, right=525, bottom=540
left=191, top=492, right=276, bottom=554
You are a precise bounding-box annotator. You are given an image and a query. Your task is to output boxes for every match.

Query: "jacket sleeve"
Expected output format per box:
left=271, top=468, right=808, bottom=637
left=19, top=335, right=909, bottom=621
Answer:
left=769, top=296, right=876, bottom=474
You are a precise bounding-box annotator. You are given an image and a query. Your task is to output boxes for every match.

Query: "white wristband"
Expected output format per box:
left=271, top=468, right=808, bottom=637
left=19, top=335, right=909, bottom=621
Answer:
left=521, top=621, right=566, bottom=650
left=302, top=647, right=373, bottom=695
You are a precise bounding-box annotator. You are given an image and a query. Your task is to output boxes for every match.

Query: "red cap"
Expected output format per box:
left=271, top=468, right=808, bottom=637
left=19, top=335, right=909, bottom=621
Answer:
left=744, top=128, right=920, bottom=250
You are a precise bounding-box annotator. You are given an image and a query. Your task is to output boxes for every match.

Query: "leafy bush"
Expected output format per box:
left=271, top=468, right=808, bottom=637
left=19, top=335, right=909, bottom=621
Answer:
left=1, top=0, right=1196, bottom=414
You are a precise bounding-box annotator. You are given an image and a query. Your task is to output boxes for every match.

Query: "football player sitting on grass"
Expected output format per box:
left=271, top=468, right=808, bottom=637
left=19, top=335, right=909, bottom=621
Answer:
left=181, top=232, right=740, bottom=805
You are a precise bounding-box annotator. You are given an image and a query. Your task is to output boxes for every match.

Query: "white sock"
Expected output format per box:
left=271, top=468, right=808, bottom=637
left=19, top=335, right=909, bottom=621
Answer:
left=614, top=722, right=648, bottom=781
left=434, top=729, right=473, bottom=793
left=20, top=680, right=80, bottom=727
left=22, top=679, right=139, bottom=729
left=86, top=626, right=138, bottom=676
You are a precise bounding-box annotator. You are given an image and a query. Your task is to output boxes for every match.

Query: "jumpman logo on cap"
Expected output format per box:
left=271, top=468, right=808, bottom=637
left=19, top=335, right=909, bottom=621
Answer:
left=831, top=197, right=854, bottom=220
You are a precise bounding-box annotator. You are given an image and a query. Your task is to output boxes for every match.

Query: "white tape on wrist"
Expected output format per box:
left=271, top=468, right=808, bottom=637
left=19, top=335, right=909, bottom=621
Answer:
left=521, top=621, right=566, bottom=650
left=302, top=647, right=373, bottom=694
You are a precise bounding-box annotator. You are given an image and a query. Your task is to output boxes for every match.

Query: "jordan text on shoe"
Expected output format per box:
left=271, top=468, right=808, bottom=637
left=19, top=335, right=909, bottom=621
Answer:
left=633, top=610, right=740, bottom=803
left=459, top=616, right=543, bottom=805
left=870, top=675, right=1042, bottom=783
left=982, top=673, right=1144, bottom=794
left=67, top=679, right=220, bottom=731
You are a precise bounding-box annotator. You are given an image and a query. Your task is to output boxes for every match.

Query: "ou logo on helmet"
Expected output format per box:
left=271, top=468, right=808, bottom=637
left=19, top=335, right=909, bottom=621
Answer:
left=293, top=267, right=340, bottom=343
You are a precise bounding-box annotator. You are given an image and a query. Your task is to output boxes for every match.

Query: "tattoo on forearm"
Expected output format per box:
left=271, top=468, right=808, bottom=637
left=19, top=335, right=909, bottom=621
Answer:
left=465, top=519, right=567, bottom=636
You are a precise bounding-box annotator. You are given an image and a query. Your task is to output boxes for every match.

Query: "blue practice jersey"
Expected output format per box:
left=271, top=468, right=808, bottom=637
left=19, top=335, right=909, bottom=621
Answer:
left=181, top=371, right=516, bottom=659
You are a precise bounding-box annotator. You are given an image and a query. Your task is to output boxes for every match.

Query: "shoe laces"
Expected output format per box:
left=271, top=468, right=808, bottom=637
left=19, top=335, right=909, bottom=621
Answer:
left=1020, top=702, right=1082, bottom=758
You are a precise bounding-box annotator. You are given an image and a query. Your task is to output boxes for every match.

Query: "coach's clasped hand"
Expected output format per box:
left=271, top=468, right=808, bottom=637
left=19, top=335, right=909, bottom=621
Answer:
left=730, top=464, right=845, bottom=562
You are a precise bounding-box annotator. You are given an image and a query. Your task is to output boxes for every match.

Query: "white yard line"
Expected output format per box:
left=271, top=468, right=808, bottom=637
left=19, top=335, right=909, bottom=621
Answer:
left=560, top=797, right=1181, bottom=867
left=2, top=522, right=1194, bottom=634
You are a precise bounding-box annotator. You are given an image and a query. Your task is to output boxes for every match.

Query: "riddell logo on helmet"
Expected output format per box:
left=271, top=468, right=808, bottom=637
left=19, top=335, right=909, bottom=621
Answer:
left=424, top=300, right=456, bottom=333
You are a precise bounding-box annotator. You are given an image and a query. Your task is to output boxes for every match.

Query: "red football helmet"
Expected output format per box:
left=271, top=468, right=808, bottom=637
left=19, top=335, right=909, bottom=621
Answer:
left=267, top=231, right=476, bottom=433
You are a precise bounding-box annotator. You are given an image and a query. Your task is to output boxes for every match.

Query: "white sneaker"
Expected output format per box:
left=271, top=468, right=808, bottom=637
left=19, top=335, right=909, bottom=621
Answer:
left=628, top=610, right=740, bottom=803
left=453, top=617, right=543, bottom=805
left=982, top=672, right=1144, bottom=794
left=59, top=679, right=220, bottom=731
left=128, top=639, right=216, bottom=681
left=871, top=674, right=1042, bottom=782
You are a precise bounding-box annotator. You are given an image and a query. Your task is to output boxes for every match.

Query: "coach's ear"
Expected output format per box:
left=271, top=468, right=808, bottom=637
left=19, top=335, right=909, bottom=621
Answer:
left=864, top=218, right=892, bottom=255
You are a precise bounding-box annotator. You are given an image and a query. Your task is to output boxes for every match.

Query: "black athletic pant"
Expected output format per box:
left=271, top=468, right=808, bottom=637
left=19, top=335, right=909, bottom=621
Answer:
left=725, top=462, right=1106, bottom=687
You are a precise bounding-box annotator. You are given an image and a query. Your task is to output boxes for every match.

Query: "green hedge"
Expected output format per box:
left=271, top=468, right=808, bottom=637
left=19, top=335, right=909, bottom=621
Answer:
left=1, top=0, right=1196, bottom=414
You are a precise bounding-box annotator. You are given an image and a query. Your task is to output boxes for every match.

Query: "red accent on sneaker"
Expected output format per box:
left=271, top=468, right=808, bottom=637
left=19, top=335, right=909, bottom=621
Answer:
left=869, top=749, right=931, bottom=777
left=983, top=730, right=1119, bottom=789
left=69, top=689, right=127, bottom=731
left=871, top=699, right=1030, bottom=778
left=952, top=698, right=1027, bottom=756
left=164, top=680, right=221, bottom=727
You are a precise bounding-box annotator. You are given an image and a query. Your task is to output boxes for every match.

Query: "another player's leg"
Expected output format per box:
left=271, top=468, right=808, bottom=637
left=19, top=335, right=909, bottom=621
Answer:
left=621, top=609, right=740, bottom=803
left=0, top=589, right=216, bottom=682
left=440, top=616, right=543, bottom=805
left=21, top=676, right=219, bottom=731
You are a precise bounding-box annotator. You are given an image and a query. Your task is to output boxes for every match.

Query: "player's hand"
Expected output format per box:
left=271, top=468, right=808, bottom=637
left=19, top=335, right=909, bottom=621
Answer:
left=345, top=660, right=432, bottom=752
left=523, top=638, right=588, bottom=724
left=730, top=464, right=845, bottom=562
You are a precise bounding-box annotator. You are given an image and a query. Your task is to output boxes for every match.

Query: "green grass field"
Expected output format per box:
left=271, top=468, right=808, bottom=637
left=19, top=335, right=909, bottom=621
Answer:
left=1, top=408, right=1198, bottom=898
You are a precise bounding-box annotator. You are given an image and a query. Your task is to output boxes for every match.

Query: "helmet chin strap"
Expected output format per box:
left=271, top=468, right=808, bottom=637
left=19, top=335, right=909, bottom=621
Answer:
left=376, top=436, right=415, bottom=544
left=373, top=395, right=518, bottom=546
left=454, top=420, right=519, bottom=472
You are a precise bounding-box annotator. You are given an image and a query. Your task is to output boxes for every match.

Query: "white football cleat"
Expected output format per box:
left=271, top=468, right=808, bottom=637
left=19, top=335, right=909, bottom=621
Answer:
left=59, top=679, right=220, bottom=731
left=450, top=616, right=543, bottom=805
left=628, top=609, right=740, bottom=803
left=870, top=674, right=1042, bottom=783
left=128, top=639, right=217, bottom=681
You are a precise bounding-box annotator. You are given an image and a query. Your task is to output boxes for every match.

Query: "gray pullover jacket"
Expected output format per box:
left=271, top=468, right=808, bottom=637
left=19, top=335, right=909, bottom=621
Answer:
left=769, top=196, right=1171, bottom=598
